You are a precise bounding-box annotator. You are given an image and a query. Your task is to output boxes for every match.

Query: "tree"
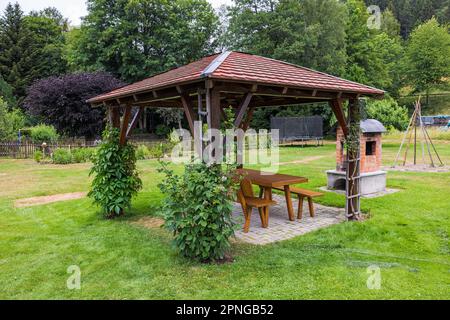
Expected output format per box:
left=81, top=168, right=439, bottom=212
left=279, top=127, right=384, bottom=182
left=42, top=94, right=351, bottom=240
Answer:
left=226, top=0, right=347, bottom=75
left=344, top=0, right=404, bottom=94
left=381, top=9, right=401, bottom=38
left=0, top=2, right=24, bottom=99
left=24, top=72, right=124, bottom=138
left=0, top=97, right=25, bottom=141
left=69, top=0, right=218, bottom=82
left=405, top=18, right=450, bottom=105
left=0, top=3, right=67, bottom=104
left=29, top=7, right=69, bottom=31
left=366, top=97, right=409, bottom=131
left=0, top=75, right=17, bottom=107
left=366, top=0, right=449, bottom=38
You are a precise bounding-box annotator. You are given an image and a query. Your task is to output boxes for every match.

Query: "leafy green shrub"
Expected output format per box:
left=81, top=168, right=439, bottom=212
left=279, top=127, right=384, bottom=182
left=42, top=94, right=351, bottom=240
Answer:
left=158, top=162, right=238, bottom=262
left=71, top=148, right=96, bottom=163
left=136, top=145, right=150, bottom=160
left=366, top=97, right=409, bottom=131
left=89, top=126, right=142, bottom=219
left=0, top=97, right=25, bottom=141
left=34, top=150, right=43, bottom=163
left=148, top=144, right=164, bottom=159
left=52, top=148, right=72, bottom=164
left=155, top=124, right=171, bottom=138
left=30, top=124, right=59, bottom=143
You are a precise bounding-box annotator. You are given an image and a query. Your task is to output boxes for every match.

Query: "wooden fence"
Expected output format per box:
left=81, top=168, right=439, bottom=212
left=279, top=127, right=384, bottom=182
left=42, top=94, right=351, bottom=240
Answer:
left=0, top=141, right=97, bottom=159
left=0, top=138, right=166, bottom=159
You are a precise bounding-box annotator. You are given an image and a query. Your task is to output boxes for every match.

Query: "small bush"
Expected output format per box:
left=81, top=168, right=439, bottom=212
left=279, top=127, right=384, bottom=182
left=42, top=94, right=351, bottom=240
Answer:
left=53, top=148, right=73, bottom=164
left=158, top=162, right=238, bottom=262
left=136, top=145, right=150, bottom=160
left=148, top=144, right=164, bottom=159
left=89, top=126, right=142, bottom=218
left=30, top=124, right=59, bottom=143
left=72, top=148, right=96, bottom=163
left=366, top=97, right=409, bottom=131
left=34, top=150, right=43, bottom=163
left=155, top=124, right=171, bottom=138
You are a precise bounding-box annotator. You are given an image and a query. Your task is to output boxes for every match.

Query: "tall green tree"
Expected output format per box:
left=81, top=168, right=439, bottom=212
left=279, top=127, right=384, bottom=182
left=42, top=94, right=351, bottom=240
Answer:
left=70, top=0, right=218, bottom=82
left=367, top=0, right=449, bottom=38
left=0, top=2, right=67, bottom=104
left=0, top=2, right=24, bottom=100
left=405, top=18, right=450, bottom=105
left=226, top=0, right=347, bottom=75
left=345, top=0, right=404, bottom=94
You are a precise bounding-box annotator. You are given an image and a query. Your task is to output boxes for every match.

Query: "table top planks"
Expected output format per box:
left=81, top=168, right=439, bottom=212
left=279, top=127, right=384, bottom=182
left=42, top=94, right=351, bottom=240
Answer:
left=237, top=168, right=308, bottom=188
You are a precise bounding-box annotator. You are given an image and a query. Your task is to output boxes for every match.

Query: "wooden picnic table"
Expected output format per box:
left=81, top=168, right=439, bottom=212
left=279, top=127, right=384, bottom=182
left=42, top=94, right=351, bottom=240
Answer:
left=237, top=169, right=308, bottom=222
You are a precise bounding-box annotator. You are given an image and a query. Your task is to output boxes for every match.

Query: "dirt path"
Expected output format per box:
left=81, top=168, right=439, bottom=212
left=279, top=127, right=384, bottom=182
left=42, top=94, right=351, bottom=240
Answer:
left=14, top=192, right=87, bottom=208
left=131, top=216, right=165, bottom=229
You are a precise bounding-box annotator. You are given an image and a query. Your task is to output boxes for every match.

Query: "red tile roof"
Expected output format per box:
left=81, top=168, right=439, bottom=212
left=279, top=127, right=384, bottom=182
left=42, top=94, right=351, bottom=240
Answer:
left=89, top=53, right=220, bottom=103
left=88, top=51, right=384, bottom=103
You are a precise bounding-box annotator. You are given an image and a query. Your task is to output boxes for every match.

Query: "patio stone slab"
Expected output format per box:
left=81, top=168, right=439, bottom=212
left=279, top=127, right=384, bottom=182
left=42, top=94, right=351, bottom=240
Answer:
left=232, top=194, right=345, bottom=245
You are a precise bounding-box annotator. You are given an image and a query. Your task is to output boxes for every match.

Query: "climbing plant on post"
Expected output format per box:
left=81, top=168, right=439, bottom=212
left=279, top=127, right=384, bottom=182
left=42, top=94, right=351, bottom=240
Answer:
left=88, top=125, right=142, bottom=219
left=345, top=99, right=362, bottom=221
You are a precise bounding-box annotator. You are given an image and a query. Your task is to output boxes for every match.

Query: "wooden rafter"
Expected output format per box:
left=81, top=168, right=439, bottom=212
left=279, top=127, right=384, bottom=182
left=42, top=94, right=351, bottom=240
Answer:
left=126, top=106, right=144, bottom=137
left=241, top=106, right=255, bottom=131
left=234, top=93, right=253, bottom=128
left=180, top=94, right=196, bottom=135
left=119, top=105, right=132, bottom=145
left=330, top=99, right=349, bottom=137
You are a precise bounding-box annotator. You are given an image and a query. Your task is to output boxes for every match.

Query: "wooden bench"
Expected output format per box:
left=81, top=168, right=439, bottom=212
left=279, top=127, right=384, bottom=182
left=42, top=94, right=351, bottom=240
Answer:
left=272, top=187, right=323, bottom=219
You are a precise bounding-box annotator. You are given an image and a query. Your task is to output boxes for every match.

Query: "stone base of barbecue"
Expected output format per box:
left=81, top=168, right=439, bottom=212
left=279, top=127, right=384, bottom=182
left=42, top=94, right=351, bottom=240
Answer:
left=326, top=170, right=387, bottom=196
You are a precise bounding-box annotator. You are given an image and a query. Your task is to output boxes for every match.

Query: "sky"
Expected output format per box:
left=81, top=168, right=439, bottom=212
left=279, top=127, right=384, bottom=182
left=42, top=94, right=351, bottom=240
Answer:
left=0, top=0, right=233, bottom=26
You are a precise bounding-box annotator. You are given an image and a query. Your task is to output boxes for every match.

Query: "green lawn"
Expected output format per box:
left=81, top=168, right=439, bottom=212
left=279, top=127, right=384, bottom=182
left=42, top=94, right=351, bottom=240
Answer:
left=0, top=142, right=449, bottom=299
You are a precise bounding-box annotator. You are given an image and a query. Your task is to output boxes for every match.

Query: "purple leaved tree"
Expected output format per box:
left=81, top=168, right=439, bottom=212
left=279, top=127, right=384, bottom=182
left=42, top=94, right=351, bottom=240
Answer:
left=24, top=72, right=125, bottom=138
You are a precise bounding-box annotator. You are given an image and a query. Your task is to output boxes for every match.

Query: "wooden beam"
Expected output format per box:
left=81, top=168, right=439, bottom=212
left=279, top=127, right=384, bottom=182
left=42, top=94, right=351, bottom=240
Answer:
left=119, top=105, right=132, bottom=145
left=234, top=93, right=253, bottom=128
left=250, top=98, right=329, bottom=108
left=330, top=99, right=349, bottom=137
left=126, top=107, right=144, bottom=137
left=180, top=94, right=196, bottom=135
left=209, top=87, right=221, bottom=130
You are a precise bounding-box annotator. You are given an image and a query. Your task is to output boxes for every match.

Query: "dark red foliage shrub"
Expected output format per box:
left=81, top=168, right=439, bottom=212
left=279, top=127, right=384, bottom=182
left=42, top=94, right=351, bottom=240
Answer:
left=24, top=72, right=124, bottom=138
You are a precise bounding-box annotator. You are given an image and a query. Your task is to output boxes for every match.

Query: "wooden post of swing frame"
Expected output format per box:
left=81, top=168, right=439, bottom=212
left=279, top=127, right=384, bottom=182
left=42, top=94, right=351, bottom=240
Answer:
left=346, top=98, right=361, bottom=220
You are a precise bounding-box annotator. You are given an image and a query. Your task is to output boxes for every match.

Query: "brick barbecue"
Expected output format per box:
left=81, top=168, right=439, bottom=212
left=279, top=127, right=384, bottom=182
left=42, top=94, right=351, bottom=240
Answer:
left=327, top=119, right=387, bottom=195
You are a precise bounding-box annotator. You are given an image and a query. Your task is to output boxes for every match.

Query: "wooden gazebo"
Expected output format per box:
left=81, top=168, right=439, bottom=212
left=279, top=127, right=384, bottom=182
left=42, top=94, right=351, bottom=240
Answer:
left=87, top=51, right=385, bottom=219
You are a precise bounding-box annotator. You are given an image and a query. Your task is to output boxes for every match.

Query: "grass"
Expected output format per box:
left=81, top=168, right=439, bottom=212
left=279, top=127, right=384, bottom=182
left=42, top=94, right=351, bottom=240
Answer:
left=0, top=141, right=449, bottom=299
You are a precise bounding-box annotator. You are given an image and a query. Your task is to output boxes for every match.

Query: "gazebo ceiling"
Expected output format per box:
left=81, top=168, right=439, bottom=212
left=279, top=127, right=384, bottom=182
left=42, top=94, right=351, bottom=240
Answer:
left=87, top=51, right=384, bottom=108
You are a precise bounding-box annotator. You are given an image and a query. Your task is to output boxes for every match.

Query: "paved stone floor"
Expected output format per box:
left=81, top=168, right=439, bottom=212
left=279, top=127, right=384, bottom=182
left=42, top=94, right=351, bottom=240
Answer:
left=233, top=194, right=345, bottom=245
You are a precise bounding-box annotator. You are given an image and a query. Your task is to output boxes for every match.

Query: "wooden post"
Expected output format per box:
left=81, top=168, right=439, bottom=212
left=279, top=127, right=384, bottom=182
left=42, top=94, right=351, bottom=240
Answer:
left=209, top=87, right=221, bottom=130
left=346, top=98, right=361, bottom=221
